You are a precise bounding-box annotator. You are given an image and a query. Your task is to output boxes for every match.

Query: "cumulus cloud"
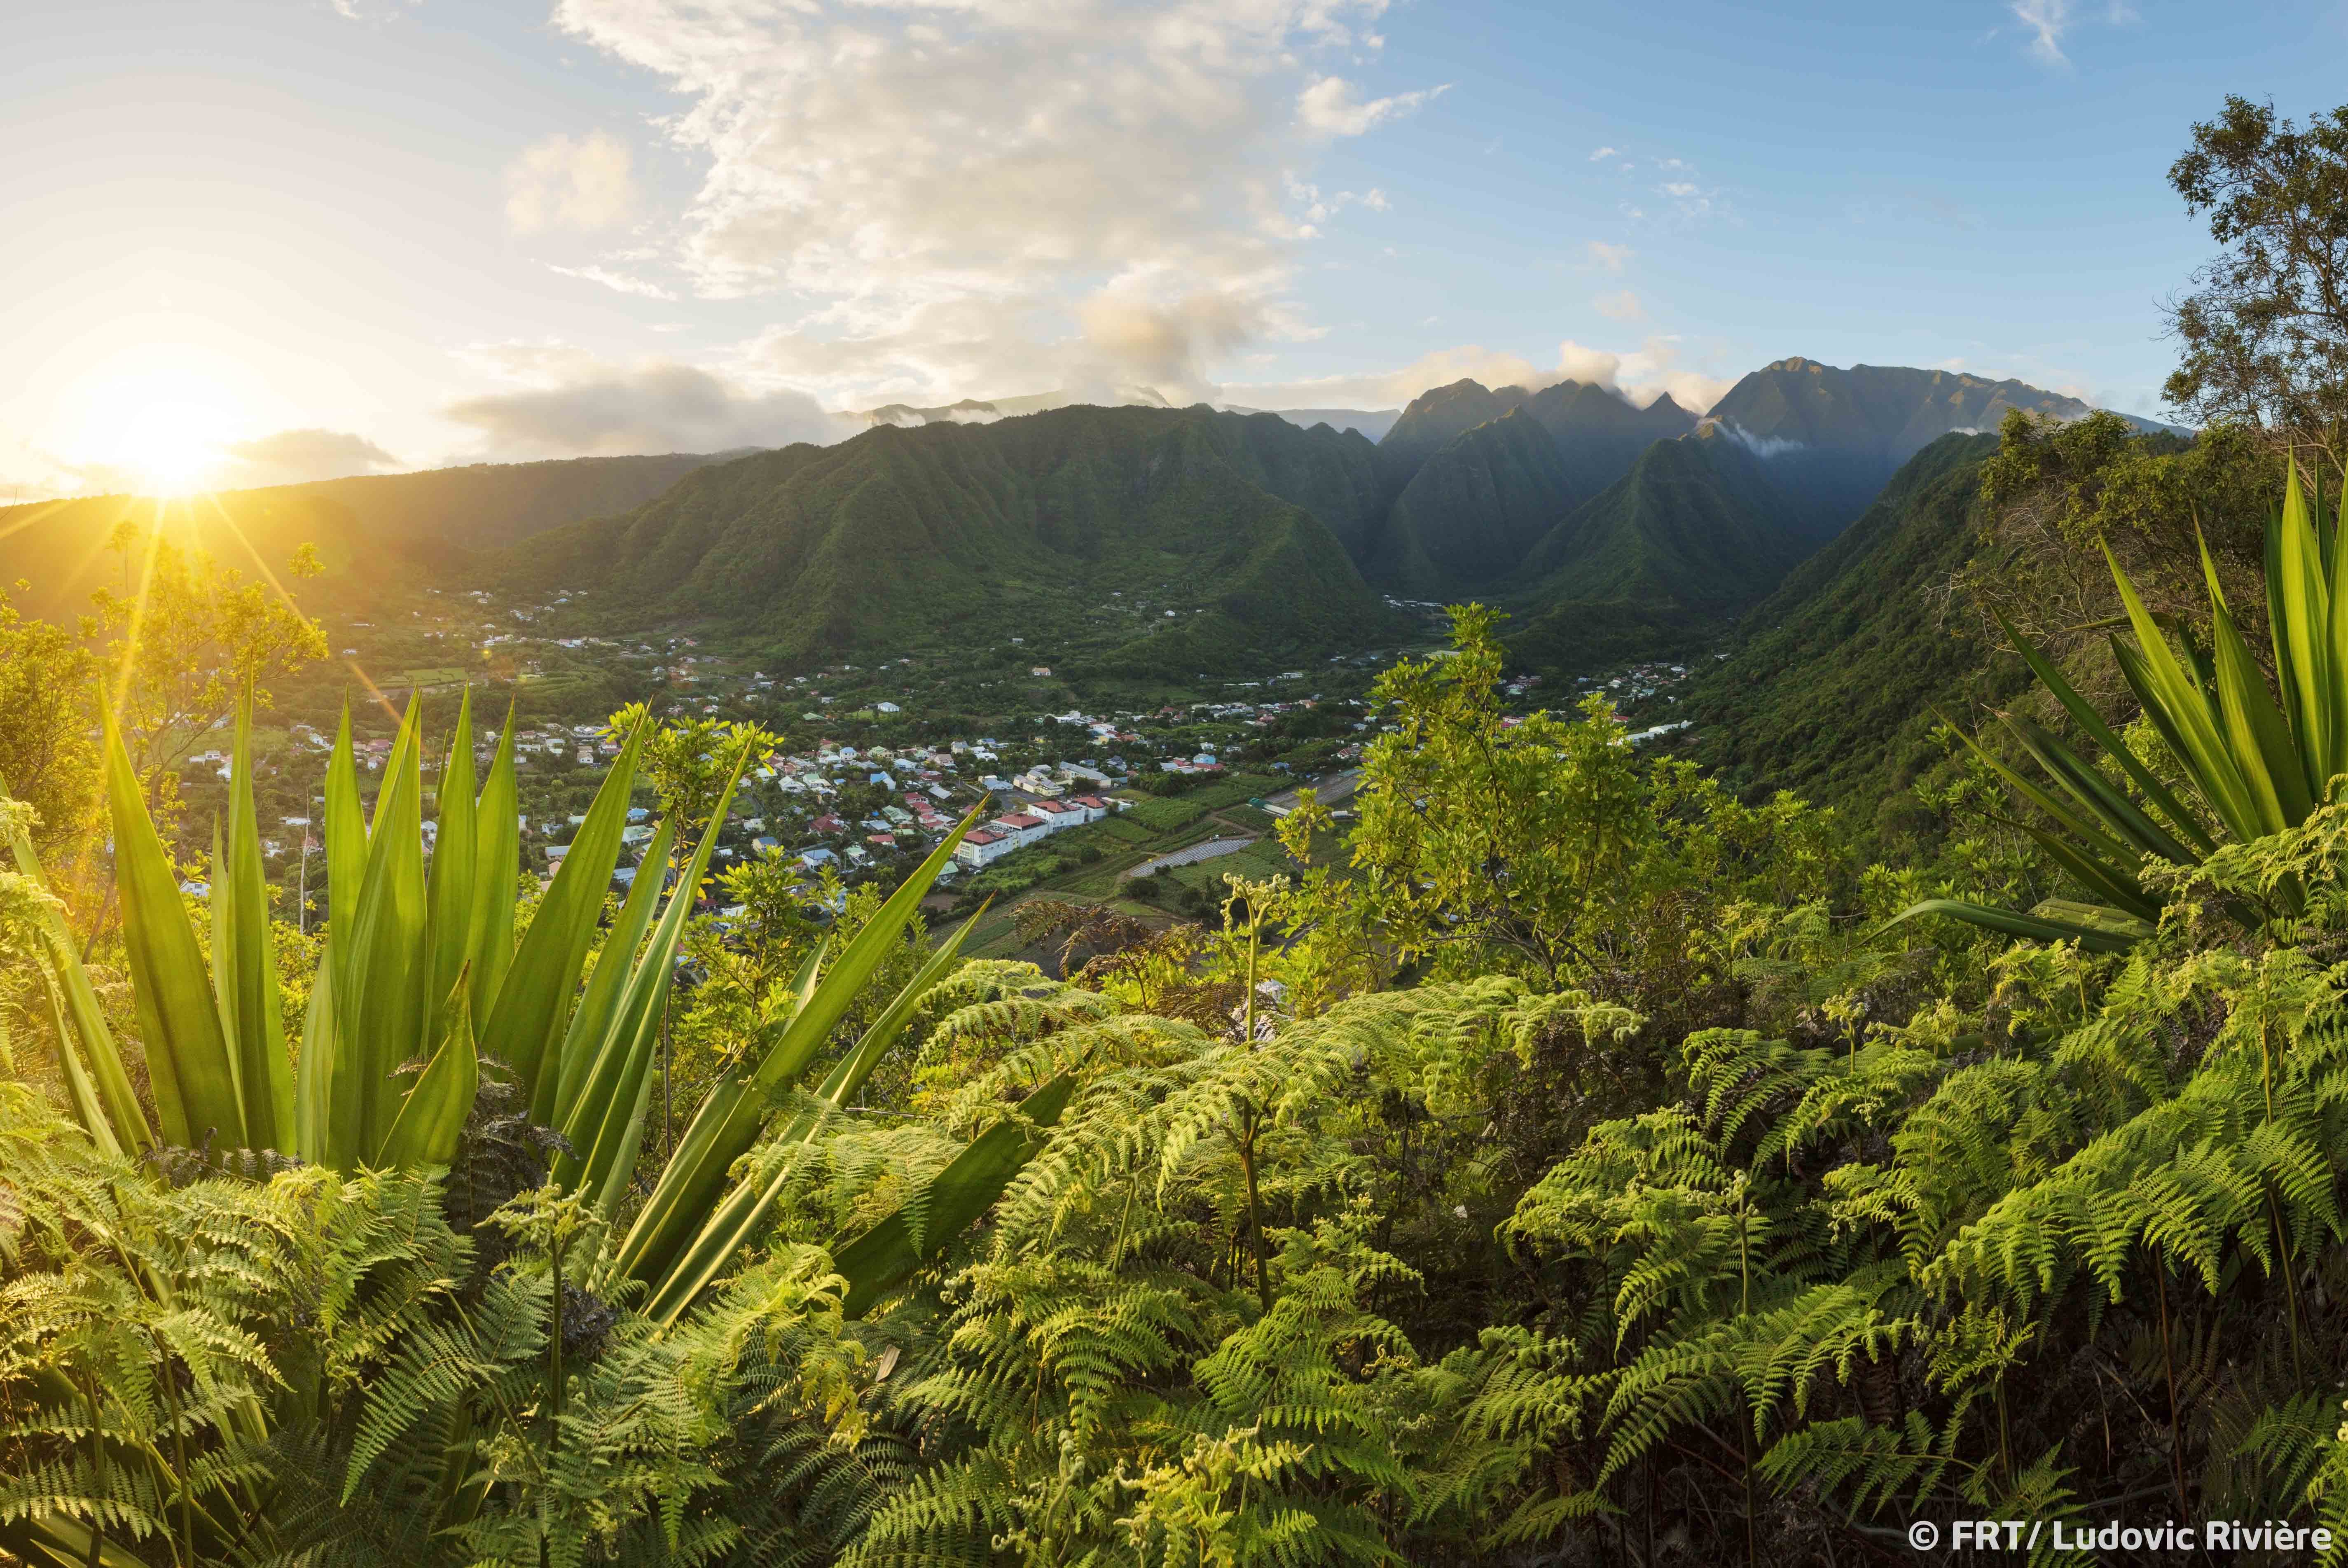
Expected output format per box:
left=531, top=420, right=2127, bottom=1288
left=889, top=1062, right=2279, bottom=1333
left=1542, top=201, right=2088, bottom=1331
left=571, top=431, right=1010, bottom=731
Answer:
left=506, top=131, right=640, bottom=234
left=219, top=429, right=403, bottom=486
left=1587, top=145, right=1620, bottom=161
left=442, top=347, right=845, bottom=458
left=1584, top=240, right=1632, bottom=273
left=1592, top=290, right=1643, bottom=323
left=548, top=0, right=1436, bottom=401
left=1296, top=76, right=1444, bottom=137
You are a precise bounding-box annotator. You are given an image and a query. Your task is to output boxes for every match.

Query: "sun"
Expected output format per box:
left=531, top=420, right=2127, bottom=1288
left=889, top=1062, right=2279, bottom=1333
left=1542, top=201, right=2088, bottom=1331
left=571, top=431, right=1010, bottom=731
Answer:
left=63, top=357, right=253, bottom=496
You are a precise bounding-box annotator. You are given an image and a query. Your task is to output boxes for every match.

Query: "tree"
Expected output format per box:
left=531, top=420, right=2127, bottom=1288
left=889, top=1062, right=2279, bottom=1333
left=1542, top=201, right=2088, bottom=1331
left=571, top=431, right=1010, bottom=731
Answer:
left=2166, top=95, right=2348, bottom=473
left=0, top=585, right=98, bottom=855
left=87, top=533, right=327, bottom=805
left=1278, top=605, right=1836, bottom=1012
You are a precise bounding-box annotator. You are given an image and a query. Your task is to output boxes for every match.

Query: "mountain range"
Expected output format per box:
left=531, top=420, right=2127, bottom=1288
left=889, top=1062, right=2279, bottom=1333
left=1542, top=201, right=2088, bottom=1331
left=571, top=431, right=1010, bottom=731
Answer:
left=0, top=355, right=2177, bottom=682
left=504, top=404, right=1410, bottom=671
left=496, top=355, right=2156, bottom=673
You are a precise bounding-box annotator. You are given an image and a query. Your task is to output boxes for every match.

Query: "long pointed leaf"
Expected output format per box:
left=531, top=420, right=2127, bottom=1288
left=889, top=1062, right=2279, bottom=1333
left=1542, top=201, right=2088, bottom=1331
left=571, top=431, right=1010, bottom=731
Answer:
left=1997, top=711, right=2199, bottom=869
left=548, top=818, right=675, bottom=1132
left=2271, top=463, right=2332, bottom=795
left=484, top=723, right=643, bottom=1117
left=467, top=706, right=520, bottom=1037
left=1994, top=612, right=2214, bottom=856
left=214, top=690, right=292, bottom=1150
left=638, top=907, right=983, bottom=1327
left=377, top=973, right=479, bottom=1170
left=834, top=1072, right=1080, bottom=1319
left=0, top=765, right=151, bottom=1152
left=336, top=698, right=430, bottom=1168
left=607, top=942, right=825, bottom=1291
left=562, top=748, right=753, bottom=1210
left=426, top=688, right=479, bottom=1022
left=2202, top=535, right=2313, bottom=833
left=1878, top=897, right=2148, bottom=954
left=105, top=729, right=246, bottom=1150
left=616, top=811, right=976, bottom=1294
left=2105, top=542, right=2262, bottom=841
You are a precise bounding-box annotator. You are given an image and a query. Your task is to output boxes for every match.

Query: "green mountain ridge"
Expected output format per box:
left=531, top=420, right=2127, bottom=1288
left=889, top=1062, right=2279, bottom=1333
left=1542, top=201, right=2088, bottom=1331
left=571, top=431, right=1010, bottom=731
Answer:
left=1676, top=431, right=2024, bottom=814
left=1365, top=377, right=1698, bottom=598
left=0, top=451, right=731, bottom=622
left=508, top=404, right=1409, bottom=670
left=1371, top=407, right=1579, bottom=596
left=1501, top=428, right=1819, bottom=671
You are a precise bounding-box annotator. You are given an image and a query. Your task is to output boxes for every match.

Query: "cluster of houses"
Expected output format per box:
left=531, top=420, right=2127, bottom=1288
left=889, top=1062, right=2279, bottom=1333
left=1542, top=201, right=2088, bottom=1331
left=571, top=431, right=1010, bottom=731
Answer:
left=954, top=791, right=1128, bottom=869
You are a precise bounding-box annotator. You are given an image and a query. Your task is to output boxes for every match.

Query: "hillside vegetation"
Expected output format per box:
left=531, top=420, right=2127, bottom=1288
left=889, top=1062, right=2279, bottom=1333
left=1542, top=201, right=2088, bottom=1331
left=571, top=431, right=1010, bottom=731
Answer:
left=0, top=451, right=727, bottom=622
left=1679, top=432, right=2024, bottom=813
left=506, top=404, right=1410, bottom=668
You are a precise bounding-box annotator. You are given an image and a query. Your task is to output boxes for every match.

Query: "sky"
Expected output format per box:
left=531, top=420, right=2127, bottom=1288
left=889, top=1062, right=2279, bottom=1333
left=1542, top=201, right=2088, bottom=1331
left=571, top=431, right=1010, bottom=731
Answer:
left=6, top=0, right=2346, bottom=498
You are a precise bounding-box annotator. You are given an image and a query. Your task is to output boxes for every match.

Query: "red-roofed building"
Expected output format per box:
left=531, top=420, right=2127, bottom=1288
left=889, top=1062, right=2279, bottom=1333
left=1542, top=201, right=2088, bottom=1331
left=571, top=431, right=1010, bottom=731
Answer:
left=992, top=812, right=1047, bottom=848
left=955, top=828, right=1017, bottom=868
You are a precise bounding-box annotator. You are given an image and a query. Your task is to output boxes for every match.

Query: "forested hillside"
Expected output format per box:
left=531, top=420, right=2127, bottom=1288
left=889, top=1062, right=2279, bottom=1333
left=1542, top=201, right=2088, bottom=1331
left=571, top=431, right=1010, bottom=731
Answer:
left=0, top=451, right=727, bottom=621
left=506, top=404, right=1409, bottom=668
left=1679, top=432, right=2025, bottom=816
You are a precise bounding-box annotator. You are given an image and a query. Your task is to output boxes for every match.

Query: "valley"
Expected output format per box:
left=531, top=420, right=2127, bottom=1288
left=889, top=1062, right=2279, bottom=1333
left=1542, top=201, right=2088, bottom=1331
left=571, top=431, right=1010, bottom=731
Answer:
left=0, top=353, right=2117, bottom=957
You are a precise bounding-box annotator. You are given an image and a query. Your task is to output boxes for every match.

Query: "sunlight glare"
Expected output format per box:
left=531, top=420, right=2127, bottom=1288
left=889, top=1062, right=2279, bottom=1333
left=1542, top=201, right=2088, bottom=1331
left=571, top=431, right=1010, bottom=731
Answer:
left=66, top=358, right=252, bottom=496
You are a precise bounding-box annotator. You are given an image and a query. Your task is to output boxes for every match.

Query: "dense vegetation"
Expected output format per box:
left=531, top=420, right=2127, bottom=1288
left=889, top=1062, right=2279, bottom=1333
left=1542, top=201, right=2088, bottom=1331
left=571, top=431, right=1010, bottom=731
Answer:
left=23, top=91, right=2348, bottom=1568
left=0, top=453, right=725, bottom=624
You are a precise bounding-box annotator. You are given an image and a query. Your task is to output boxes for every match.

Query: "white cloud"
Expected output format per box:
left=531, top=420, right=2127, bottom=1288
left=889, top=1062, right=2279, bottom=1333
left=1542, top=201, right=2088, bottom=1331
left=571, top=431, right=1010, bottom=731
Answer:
left=1553, top=336, right=1734, bottom=413
left=442, top=346, right=845, bottom=458
left=1592, top=290, right=1643, bottom=323
left=1219, top=334, right=1733, bottom=416
left=2007, top=0, right=2130, bottom=66
left=548, top=263, right=678, bottom=300
left=2011, top=0, right=2072, bottom=64
left=1588, top=145, right=1620, bottom=161
left=505, top=131, right=640, bottom=235
left=1288, top=180, right=1392, bottom=236
left=1296, top=75, right=1444, bottom=137
left=219, top=428, right=403, bottom=486
left=1584, top=240, right=1632, bottom=273
left=550, top=0, right=1434, bottom=402
left=1651, top=179, right=1726, bottom=224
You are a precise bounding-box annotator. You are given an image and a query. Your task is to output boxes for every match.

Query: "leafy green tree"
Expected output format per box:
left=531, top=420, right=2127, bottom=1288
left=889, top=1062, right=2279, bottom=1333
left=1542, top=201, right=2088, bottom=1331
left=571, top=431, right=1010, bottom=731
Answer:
left=2167, top=95, right=2348, bottom=473
left=88, top=534, right=327, bottom=801
left=0, top=587, right=98, bottom=856
left=1276, top=605, right=1835, bottom=1015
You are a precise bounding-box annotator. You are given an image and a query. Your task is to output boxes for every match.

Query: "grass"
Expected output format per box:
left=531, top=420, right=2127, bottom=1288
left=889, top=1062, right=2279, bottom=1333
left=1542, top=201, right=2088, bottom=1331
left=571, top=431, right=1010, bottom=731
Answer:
left=1126, top=796, right=1207, bottom=832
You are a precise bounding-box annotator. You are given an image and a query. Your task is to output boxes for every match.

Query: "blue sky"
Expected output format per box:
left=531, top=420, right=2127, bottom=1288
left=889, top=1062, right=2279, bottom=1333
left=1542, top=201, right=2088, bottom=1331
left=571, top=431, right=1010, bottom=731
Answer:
left=5, top=0, right=2342, bottom=495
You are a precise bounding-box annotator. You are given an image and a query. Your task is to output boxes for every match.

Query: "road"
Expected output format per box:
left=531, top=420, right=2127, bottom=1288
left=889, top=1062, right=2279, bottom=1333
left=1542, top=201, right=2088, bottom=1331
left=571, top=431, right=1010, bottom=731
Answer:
left=1267, top=768, right=1362, bottom=811
left=1121, top=836, right=1256, bottom=879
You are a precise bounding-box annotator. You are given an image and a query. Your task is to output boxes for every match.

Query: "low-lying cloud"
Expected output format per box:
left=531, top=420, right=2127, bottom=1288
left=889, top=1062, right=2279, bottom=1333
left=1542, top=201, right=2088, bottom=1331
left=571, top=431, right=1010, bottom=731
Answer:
left=443, top=351, right=844, bottom=458
left=220, top=428, right=404, bottom=486
left=1225, top=336, right=1736, bottom=418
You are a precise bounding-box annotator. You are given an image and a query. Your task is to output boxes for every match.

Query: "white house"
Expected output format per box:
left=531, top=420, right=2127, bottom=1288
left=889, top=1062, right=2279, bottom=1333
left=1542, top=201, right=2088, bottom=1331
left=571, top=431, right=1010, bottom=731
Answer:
left=954, top=829, right=1019, bottom=868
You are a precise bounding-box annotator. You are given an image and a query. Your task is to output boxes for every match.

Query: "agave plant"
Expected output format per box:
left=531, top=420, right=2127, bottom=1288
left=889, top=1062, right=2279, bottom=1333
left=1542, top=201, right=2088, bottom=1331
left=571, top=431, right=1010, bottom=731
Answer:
left=1897, top=463, right=2342, bottom=952
left=3, top=691, right=1078, bottom=1566
left=11, top=688, right=1070, bottom=1307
